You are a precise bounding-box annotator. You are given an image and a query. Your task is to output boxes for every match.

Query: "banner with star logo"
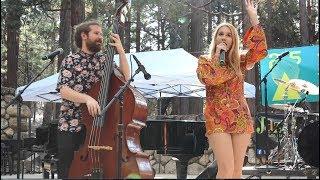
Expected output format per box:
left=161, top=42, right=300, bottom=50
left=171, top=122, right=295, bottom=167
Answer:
left=260, top=45, right=319, bottom=105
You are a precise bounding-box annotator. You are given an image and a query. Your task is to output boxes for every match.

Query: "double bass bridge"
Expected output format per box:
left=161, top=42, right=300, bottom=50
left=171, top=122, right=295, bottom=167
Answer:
left=88, top=145, right=113, bottom=151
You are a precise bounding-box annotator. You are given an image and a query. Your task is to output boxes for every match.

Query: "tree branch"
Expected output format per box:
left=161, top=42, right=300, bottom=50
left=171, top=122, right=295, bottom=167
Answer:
left=184, top=1, right=242, bottom=16
left=140, top=22, right=159, bottom=39
left=197, top=0, right=214, bottom=9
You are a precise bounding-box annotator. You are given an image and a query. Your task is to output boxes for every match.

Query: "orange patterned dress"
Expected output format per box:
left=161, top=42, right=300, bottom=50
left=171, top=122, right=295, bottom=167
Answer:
left=196, top=25, right=267, bottom=136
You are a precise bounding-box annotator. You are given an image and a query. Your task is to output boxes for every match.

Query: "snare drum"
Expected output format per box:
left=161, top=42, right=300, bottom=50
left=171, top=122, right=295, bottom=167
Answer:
left=297, top=120, right=319, bottom=167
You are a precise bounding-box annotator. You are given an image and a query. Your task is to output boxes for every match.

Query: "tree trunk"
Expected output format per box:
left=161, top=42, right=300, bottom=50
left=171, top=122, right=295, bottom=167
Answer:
left=216, top=0, right=222, bottom=24
left=160, top=18, right=165, bottom=50
left=264, top=1, right=274, bottom=48
left=115, top=0, right=125, bottom=44
left=307, top=0, right=316, bottom=43
left=158, top=2, right=165, bottom=50
left=156, top=5, right=161, bottom=50
left=6, top=26, right=19, bottom=88
left=124, top=9, right=131, bottom=53
left=91, top=0, right=98, bottom=19
left=299, top=0, right=309, bottom=45
left=4, top=0, right=23, bottom=88
left=135, top=3, right=142, bottom=52
left=207, top=6, right=213, bottom=44
left=71, top=0, right=85, bottom=52
left=58, top=0, right=71, bottom=69
left=189, top=0, right=205, bottom=57
left=169, top=23, right=180, bottom=49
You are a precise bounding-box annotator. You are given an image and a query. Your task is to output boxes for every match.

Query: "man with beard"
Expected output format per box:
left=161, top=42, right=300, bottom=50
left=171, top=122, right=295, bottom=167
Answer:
left=55, top=20, right=130, bottom=179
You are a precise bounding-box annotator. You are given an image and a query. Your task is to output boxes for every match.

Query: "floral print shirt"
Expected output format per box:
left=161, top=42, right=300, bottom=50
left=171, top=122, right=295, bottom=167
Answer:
left=56, top=51, right=111, bottom=132
left=196, top=25, right=267, bottom=135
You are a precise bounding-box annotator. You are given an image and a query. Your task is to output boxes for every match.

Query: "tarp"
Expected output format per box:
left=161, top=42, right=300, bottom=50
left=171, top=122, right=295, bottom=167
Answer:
left=16, top=48, right=256, bottom=102
left=16, top=73, right=61, bottom=103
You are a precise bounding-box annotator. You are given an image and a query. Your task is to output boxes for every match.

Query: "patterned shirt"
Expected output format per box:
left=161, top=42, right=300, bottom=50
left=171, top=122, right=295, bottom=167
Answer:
left=197, top=25, right=268, bottom=135
left=56, top=51, right=111, bottom=132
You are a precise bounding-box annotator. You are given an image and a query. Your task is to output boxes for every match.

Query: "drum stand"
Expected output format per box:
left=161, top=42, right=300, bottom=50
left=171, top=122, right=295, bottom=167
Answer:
left=268, top=90, right=308, bottom=170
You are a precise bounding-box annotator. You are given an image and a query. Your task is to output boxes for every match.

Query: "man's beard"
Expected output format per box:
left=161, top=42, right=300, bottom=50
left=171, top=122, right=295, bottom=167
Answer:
left=86, top=39, right=102, bottom=53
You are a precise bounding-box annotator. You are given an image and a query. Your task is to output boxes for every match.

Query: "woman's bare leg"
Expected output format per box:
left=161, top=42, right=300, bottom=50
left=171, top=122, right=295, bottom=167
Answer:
left=207, top=133, right=234, bottom=179
left=231, top=133, right=251, bottom=178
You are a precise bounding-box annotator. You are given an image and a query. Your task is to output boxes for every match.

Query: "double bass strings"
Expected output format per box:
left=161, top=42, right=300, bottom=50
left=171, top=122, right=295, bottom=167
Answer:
left=88, top=18, right=120, bottom=170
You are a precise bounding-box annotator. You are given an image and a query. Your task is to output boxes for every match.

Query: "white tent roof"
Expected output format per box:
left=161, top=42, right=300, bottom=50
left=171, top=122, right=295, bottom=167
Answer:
left=16, top=73, right=61, bottom=102
left=16, top=48, right=256, bottom=102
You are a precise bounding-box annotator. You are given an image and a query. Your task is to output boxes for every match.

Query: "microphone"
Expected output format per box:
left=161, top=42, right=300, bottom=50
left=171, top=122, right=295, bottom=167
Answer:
left=42, top=48, right=64, bottom=60
left=219, top=49, right=225, bottom=66
left=277, top=51, right=289, bottom=59
left=132, top=55, right=151, bottom=80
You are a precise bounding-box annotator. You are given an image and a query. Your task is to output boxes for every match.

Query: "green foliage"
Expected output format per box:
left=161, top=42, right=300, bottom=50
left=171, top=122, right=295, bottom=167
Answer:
left=3, top=0, right=60, bottom=86
left=86, top=0, right=113, bottom=22
left=0, top=0, right=318, bottom=88
left=3, top=0, right=25, bottom=29
left=130, top=0, right=190, bottom=51
left=259, top=0, right=300, bottom=48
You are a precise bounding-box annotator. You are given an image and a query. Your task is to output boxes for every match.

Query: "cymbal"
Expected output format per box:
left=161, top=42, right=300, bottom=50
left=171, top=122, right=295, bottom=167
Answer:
left=274, top=78, right=288, bottom=85
left=274, top=78, right=300, bottom=92
left=288, top=79, right=319, bottom=95
left=270, top=104, right=304, bottom=113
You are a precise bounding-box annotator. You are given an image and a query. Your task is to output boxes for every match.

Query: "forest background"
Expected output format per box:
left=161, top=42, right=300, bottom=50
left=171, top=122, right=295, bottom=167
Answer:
left=1, top=0, right=319, bottom=127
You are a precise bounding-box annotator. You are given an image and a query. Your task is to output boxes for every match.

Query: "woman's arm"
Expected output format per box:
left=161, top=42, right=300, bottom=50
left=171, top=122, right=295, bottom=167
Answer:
left=245, top=0, right=260, bottom=26
left=197, top=55, right=236, bottom=86
left=241, top=0, right=268, bottom=70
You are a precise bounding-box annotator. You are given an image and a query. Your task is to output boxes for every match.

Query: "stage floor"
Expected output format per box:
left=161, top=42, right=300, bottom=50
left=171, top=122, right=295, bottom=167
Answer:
left=242, top=165, right=319, bottom=178
left=1, top=171, right=319, bottom=179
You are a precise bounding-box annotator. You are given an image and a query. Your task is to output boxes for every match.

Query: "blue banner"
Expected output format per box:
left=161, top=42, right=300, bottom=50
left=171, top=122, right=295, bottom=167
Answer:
left=260, top=45, right=319, bottom=105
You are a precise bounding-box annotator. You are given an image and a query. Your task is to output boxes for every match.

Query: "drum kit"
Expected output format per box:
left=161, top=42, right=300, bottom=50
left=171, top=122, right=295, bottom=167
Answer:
left=267, top=78, right=319, bottom=169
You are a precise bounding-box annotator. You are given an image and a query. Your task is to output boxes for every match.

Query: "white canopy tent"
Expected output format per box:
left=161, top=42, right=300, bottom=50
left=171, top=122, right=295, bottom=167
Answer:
left=16, top=48, right=256, bottom=102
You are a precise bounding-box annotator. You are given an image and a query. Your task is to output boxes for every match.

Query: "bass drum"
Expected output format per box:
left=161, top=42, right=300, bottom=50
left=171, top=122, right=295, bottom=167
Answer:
left=297, top=120, right=319, bottom=167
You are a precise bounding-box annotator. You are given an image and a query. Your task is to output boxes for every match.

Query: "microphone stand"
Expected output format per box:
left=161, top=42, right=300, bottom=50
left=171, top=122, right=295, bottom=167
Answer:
left=5, top=57, right=56, bottom=179
left=259, top=55, right=284, bottom=170
left=99, top=65, right=145, bottom=179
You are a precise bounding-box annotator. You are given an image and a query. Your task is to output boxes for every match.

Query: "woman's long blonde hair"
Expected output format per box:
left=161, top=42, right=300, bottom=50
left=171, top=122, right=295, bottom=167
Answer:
left=209, top=22, right=242, bottom=77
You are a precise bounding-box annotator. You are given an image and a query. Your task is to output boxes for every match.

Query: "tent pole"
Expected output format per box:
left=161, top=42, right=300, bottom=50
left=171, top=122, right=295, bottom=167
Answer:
left=158, top=92, right=162, bottom=173
left=159, top=92, right=162, bottom=116
left=33, top=103, right=36, bottom=123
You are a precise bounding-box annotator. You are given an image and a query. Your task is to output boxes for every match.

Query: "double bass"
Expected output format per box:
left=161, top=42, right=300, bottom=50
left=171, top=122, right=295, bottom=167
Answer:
left=68, top=1, right=154, bottom=178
